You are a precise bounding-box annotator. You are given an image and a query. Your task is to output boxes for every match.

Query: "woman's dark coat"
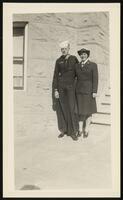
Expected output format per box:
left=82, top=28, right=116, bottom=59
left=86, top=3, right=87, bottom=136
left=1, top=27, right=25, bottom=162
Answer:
left=75, top=60, right=98, bottom=117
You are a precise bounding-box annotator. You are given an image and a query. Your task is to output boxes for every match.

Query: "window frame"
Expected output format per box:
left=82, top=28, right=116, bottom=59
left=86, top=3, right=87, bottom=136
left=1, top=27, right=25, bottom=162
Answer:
left=13, top=21, right=28, bottom=91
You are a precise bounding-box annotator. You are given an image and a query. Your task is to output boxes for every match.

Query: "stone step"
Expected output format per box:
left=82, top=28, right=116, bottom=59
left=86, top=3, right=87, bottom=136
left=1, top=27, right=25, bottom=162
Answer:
left=104, top=88, right=110, bottom=96
left=104, top=93, right=111, bottom=98
left=105, top=94, right=111, bottom=97
left=90, top=123, right=110, bottom=132
left=101, top=95, right=111, bottom=104
left=92, top=113, right=110, bottom=126
left=97, top=111, right=110, bottom=115
left=90, top=123, right=110, bottom=135
left=101, top=102, right=110, bottom=106
left=97, top=103, right=110, bottom=114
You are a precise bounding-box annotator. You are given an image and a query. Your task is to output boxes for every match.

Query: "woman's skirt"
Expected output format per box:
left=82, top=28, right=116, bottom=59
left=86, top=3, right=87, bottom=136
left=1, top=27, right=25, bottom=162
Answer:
left=76, top=93, right=97, bottom=121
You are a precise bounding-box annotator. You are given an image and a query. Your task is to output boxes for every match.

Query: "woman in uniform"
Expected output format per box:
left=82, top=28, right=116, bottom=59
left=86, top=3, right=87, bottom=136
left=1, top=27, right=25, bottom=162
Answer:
left=75, top=48, right=98, bottom=138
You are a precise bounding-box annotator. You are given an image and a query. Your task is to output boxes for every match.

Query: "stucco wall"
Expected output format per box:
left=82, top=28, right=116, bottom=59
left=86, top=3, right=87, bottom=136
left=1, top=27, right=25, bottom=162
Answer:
left=13, top=12, right=109, bottom=118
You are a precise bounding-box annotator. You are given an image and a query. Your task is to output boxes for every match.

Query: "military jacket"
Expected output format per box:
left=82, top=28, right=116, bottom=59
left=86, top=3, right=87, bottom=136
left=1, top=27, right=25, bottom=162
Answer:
left=75, top=60, right=98, bottom=94
left=52, top=55, right=78, bottom=90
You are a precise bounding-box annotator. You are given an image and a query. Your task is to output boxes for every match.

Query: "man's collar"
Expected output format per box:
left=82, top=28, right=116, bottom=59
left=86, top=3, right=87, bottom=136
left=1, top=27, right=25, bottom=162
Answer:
left=65, top=54, right=70, bottom=60
left=61, top=54, right=70, bottom=59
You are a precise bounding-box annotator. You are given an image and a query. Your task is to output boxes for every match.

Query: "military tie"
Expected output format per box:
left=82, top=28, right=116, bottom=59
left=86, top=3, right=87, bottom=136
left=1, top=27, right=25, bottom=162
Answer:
left=81, top=62, right=84, bottom=68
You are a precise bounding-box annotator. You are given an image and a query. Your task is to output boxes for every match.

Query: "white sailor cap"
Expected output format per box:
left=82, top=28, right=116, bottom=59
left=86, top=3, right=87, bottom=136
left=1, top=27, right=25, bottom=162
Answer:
left=59, top=40, right=70, bottom=48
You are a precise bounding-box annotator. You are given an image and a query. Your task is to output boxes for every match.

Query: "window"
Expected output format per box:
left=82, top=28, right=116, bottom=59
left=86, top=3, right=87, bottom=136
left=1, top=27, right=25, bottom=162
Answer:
left=13, top=22, right=28, bottom=90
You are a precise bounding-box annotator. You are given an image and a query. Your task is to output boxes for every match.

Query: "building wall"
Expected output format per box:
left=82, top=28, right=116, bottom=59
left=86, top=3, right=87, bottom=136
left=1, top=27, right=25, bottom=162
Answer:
left=13, top=13, right=109, bottom=124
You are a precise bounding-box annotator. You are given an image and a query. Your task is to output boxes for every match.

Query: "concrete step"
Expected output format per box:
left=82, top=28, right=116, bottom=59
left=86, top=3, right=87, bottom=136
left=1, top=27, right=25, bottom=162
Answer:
left=91, top=87, right=111, bottom=126
left=104, top=88, right=111, bottom=96
left=97, top=111, right=110, bottom=115
left=104, top=94, right=111, bottom=99
left=105, top=94, right=110, bottom=97
left=97, top=105, right=111, bottom=115
left=101, top=102, right=110, bottom=106
left=97, top=103, right=110, bottom=114
left=90, top=123, right=110, bottom=133
left=92, top=113, right=110, bottom=126
left=101, top=96, right=111, bottom=104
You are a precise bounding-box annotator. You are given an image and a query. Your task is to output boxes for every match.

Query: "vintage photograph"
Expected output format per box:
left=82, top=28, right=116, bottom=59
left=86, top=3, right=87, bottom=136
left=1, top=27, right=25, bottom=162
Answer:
left=3, top=3, right=120, bottom=198
left=13, top=11, right=111, bottom=189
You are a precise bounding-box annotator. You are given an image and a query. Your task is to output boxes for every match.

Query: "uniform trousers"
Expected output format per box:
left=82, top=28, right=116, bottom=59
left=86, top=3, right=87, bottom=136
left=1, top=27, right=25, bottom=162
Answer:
left=56, top=85, right=78, bottom=135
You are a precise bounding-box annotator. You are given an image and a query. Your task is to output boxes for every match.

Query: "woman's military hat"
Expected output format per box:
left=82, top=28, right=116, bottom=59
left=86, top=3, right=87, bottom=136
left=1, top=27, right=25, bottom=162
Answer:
left=77, top=48, right=90, bottom=57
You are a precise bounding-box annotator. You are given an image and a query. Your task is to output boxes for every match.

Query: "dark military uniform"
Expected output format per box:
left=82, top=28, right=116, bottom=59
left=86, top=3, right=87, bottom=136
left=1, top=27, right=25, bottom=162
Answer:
left=75, top=60, right=98, bottom=120
left=52, top=54, right=79, bottom=135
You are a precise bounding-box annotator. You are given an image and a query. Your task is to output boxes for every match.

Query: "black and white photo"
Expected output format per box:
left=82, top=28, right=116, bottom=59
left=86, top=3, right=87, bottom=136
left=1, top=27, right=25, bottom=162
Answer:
left=3, top=3, right=120, bottom=198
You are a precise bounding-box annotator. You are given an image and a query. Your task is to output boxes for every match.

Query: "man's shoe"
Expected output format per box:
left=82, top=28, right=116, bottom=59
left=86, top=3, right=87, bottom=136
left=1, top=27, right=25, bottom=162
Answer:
left=58, top=132, right=65, bottom=138
left=71, top=134, right=78, bottom=141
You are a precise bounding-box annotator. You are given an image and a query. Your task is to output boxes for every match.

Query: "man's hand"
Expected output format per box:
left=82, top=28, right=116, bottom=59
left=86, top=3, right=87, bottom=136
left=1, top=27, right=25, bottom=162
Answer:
left=55, top=90, right=59, bottom=99
left=52, top=103, right=56, bottom=111
left=92, top=93, right=98, bottom=98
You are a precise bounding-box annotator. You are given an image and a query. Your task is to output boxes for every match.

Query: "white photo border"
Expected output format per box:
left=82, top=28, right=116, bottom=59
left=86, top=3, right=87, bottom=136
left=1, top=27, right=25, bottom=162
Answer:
left=3, top=3, right=120, bottom=198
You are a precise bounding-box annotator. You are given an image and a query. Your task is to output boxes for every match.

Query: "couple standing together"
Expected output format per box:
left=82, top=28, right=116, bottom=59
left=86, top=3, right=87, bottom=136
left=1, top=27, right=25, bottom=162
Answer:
left=52, top=41, right=98, bottom=141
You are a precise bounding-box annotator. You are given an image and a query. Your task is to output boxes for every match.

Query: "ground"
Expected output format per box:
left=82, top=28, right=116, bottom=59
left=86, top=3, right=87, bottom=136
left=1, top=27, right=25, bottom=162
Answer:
left=14, top=112, right=111, bottom=190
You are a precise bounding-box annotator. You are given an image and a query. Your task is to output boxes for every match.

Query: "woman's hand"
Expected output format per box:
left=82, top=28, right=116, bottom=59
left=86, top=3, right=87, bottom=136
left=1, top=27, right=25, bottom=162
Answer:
left=55, top=90, right=59, bottom=99
left=92, top=93, right=98, bottom=98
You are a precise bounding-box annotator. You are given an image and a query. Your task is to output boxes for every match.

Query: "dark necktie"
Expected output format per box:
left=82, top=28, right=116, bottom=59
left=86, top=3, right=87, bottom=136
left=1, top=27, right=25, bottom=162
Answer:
left=81, top=62, right=84, bottom=67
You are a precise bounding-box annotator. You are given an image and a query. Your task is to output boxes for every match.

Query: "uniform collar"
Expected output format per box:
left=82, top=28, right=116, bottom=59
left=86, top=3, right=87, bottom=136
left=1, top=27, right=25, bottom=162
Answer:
left=61, top=54, right=71, bottom=60
left=65, top=54, right=71, bottom=60
left=81, top=58, right=89, bottom=65
left=80, top=59, right=90, bottom=67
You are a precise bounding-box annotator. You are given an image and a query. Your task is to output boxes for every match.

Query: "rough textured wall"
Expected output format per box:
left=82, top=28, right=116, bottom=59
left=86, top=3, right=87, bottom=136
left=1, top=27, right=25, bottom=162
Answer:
left=13, top=12, right=109, bottom=120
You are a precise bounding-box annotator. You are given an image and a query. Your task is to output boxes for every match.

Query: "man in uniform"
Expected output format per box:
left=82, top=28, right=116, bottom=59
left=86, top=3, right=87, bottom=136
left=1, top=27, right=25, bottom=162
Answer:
left=52, top=41, right=79, bottom=141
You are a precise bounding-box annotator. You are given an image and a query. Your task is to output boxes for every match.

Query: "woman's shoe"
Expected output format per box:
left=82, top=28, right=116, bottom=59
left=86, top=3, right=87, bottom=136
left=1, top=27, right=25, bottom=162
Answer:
left=83, top=131, right=89, bottom=138
left=77, top=131, right=83, bottom=137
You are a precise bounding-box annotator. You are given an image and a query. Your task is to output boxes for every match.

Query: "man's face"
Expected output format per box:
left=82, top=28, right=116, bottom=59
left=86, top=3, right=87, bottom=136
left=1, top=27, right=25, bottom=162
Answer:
left=80, top=52, right=88, bottom=62
left=61, top=46, right=70, bottom=56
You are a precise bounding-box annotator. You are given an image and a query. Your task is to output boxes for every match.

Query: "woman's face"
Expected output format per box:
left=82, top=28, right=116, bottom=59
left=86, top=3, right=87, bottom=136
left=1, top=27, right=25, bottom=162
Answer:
left=80, top=52, right=88, bottom=62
